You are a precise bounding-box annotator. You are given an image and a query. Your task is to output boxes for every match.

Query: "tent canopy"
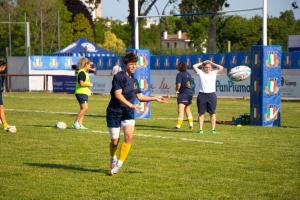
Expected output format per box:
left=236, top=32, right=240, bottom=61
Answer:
left=50, top=37, right=115, bottom=57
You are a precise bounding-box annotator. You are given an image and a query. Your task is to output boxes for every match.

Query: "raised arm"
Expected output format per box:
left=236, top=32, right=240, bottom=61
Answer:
left=193, top=62, right=203, bottom=74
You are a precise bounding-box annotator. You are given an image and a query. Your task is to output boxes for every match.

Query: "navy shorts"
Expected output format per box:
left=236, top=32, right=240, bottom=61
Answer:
left=75, top=94, right=88, bottom=104
left=197, top=92, right=217, bottom=114
left=177, top=93, right=193, bottom=105
left=106, top=111, right=134, bottom=128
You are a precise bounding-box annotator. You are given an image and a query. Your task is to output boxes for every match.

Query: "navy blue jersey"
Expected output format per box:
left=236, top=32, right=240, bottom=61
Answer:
left=176, top=71, right=193, bottom=96
left=0, top=75, right=2, bottom=94
left=107, top=71, right=142, bottom=113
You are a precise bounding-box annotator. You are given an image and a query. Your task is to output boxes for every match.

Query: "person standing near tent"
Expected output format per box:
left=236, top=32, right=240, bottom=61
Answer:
left=88, top=59, right=96, bottom=76
left=193, top=60, right=224, bottom=134
left=107, top=51, right=168, bottom=176
left=111, top=61, right=122, bottom=76
left=73, top=58, right=93, bottom=129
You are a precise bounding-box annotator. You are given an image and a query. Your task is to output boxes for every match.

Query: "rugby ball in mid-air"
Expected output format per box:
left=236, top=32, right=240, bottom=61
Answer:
left=228, top=66, right=251, bottom=82
left=55, top=122, right=67, bottom=129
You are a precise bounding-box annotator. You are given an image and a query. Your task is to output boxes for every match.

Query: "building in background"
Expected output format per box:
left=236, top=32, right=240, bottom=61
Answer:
left=161, top=30, right=191, bottom=51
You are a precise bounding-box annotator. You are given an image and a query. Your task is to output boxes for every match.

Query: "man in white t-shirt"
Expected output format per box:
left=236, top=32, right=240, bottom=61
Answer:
left=193, top=60, right=224, bottom=134
left=111, top=61, right=122, bottom=76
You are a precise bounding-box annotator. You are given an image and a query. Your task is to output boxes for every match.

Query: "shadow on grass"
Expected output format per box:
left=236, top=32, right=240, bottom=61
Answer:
left=24, top=163, right=107, bottom=174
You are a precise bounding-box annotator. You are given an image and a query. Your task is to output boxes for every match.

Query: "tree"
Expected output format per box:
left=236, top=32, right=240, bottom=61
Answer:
left=179, top=0, right=229, bottom=53
left=126, top=0, right=178, bottom=48
left=99, top=31, right=125, bottom=55
left=72, top=13, right=94, bottom=42
left=0, top=0, right=73, bottom=56
left=64, top=0, right=94, bottom=29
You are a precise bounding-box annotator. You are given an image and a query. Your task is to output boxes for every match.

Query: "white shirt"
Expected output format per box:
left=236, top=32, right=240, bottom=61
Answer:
left=112, top=65, right=122, bottom=75
left=196, top=69, right=218, bottom=93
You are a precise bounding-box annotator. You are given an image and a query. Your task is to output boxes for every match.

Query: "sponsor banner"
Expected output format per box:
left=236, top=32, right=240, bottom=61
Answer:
left=90, top=76, right=112, bottom=94
left=32, top=52, right=300, bottom=71
left=30, top=56, right=81, bottom=70
left=52, top=76, right=76, bottom=93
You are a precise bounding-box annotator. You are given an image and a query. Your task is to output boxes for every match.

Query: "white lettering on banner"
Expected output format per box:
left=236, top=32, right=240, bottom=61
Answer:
left=53, top=82, right=63, bottom=86
left=280, top=76, right=300, bottom=98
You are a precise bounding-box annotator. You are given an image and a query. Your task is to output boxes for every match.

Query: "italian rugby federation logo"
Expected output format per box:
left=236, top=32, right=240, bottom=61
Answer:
left=154, top=57, right=160, bottom=68
left=64, top=58, right=73, bottom=68
left=265, top=51, right=279, bottom=69
left=137, top=55, right=148, bottom=68
left=298, top=56, right=300, bottom=67
left=252, top=51, right=261, bottom=68
left=242, top=53, right=250, bottom=66
left=209, top=55, right=214, bottom=63
left=251, top=78, right=260, bottom=94
left=251, top=104, right=260, bottom=121
left=219, top=54, right=226, bottom=65
left=186, top=56, right=191, bottom=68
left=264, top=78, right=279, bottom=95
left=283, top=53, right=292, bottom=67
left=197, top=56, right=203, bottom=63
left=230, top=54, right=237, bottom=66
left=32, top=57, right=43, bottom=68
left=136, top=101, right=149, bottom=115
left=98, top=58, right=103, bottom=68
left=49, top=57, right=58, bottom=68
left=107, top=58, right=112, bottom=68
left=174, top=56, right=180, bottom=68
left=138, top=77, right=148, bottom=92
left=164, top=57, right=170, bottom=68
left=264, top=104, right=278, bottom=121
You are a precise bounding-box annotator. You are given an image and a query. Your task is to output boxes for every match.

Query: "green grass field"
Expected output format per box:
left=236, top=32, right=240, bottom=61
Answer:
left=0, top=92, right=299, bottom=199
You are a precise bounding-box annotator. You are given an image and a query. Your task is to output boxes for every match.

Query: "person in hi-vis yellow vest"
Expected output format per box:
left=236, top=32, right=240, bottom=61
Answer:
left=73, top=57, right=93, bottom=129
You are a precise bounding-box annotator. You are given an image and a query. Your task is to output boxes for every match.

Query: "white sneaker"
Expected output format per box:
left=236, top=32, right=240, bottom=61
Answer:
left=72, top=122, right=81, bottom=129
left=5, top=125, right=17, bottom=133
left=110, top=162, right=122, bottom=176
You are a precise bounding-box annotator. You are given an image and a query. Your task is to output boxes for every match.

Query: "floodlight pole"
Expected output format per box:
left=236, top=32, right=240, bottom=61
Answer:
left=134, top=0, right=139, bottom=49
left=263, top=0, right=267, bottom=45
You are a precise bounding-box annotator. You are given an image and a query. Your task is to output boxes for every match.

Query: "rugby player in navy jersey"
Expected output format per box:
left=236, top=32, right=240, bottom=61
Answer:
left=174, top=62, right=194, bottom=130
left=106, top=51, right=168, bottom=176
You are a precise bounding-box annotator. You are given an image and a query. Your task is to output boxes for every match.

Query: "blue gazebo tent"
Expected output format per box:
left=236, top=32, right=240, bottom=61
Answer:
left=50, top=37, right=114, bottom=57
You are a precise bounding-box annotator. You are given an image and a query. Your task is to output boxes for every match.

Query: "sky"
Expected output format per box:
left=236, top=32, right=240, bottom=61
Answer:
left=102, top=0, right=300, bottom=22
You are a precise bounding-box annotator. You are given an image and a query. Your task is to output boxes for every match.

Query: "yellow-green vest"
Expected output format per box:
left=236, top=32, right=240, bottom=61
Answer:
left=75, top=69, right=91, bottom=96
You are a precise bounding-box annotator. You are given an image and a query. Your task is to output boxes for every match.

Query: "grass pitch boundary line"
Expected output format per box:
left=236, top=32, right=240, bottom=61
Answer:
left=92, top=130, right=223, bottom=144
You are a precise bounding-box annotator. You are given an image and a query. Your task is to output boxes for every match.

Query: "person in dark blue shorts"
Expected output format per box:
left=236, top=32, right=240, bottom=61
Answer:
left=107, top=51, right=168, bottom=176
left=0, top=60, right=16, bottom=132
left=73, top=58, right=93, bottom=129
left=193, top=60, right=224, bottom=134
left=174, top=62, right=194, bottom=130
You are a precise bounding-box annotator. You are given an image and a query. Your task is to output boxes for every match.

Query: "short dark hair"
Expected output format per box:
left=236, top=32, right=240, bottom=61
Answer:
left=0, top=60, right=6, bottom=66
left=177, top=62, right=187, bottom=72
left=123, top=51, right=138, bottom=65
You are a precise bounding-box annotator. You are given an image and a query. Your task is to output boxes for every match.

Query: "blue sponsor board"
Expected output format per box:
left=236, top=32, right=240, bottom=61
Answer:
left=31, top=56, right=81, bottom=70
left=53, top=75, right=76, bottom=93
left=32, top=52, right=300, bottom=71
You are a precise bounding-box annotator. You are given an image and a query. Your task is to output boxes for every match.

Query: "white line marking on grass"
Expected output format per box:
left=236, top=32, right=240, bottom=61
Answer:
left=6, top=109, right=105, bottom=117
left=92, top=130, right=223, bottom=144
